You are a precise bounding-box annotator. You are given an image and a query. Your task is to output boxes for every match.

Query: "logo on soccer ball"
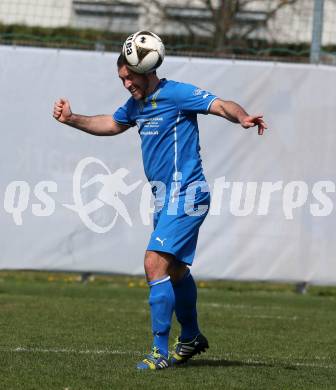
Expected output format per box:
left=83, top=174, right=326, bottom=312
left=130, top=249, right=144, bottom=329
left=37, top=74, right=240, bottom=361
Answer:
left=122, top=31, right=165, bottom=74
left=63, top=157, right=142, bottom=233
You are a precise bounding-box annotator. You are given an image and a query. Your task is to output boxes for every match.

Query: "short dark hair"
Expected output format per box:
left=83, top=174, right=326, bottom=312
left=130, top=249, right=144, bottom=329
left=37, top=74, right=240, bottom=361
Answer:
left=117, top=53, right=128, bottom=68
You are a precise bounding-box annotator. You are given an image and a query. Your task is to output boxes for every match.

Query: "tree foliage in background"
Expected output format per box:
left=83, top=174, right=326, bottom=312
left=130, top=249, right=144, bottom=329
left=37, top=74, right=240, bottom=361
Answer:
left=147, top=0, right=299, bottom=50
left=2, top=0, right=335, bottom=61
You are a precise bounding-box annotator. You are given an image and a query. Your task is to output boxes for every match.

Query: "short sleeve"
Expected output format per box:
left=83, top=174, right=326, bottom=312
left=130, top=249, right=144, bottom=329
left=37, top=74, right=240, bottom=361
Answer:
left=174, top=83, right=218, bottom=114
left=113, top=98, right=136, bottom=126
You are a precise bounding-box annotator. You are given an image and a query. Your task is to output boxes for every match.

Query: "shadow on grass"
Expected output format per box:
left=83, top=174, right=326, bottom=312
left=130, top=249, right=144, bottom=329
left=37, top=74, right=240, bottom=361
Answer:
left=181, top=358, right=299, bottom=370
left=179, top=358, right=274, bottom=368
left=176, top=358, right=300, bottom=371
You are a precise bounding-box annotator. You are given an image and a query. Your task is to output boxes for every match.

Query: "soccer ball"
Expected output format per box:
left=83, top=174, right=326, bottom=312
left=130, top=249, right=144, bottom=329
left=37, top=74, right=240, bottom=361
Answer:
left=122, top=31, right=165, bottom=74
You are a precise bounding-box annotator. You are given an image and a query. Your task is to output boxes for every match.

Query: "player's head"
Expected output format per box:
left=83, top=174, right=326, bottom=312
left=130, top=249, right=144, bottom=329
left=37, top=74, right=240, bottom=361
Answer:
left=117, top=54, right=155, bottom=100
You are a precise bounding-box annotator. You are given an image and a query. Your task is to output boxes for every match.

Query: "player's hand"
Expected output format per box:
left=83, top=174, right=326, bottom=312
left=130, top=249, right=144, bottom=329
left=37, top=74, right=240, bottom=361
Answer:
left=53, top=98, right=72, bottom=123
left=240, top=115, right=268, bottom=135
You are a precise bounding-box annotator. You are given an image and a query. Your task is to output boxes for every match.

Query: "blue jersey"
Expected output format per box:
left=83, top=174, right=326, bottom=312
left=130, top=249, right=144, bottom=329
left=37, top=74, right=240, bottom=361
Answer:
left=113, top=79, right=218, bottom=193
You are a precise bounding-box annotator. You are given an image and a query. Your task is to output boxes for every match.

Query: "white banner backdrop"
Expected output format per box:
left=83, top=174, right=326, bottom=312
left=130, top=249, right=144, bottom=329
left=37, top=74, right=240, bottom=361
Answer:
left=1, top=46, right=336, bottom=284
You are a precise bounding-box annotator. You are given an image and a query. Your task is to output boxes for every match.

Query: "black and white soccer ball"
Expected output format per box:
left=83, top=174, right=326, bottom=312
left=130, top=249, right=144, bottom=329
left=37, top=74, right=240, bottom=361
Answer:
left=122, top=31, right=165, bottom=74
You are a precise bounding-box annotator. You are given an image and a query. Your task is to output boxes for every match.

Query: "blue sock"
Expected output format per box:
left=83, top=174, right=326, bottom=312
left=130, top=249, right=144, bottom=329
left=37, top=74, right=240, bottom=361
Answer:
left=148, top=276, right=175, bottom=358
left=172, top=270, right=200, bottom=342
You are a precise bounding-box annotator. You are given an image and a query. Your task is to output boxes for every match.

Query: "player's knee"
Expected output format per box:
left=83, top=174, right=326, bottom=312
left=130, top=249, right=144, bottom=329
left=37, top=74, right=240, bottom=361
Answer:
left=144, top=251, right=170, bottom=282
left=144, top=252, right=159, bottom=279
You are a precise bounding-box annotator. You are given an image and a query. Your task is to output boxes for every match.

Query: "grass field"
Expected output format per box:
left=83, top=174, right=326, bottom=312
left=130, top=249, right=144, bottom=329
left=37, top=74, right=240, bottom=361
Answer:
left=0, top=272, right=335, bottom=390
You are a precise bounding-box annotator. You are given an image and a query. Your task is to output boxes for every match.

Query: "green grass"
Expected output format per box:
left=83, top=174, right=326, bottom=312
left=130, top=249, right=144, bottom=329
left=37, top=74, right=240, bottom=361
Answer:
left=0, top=272, right=335, bottom=390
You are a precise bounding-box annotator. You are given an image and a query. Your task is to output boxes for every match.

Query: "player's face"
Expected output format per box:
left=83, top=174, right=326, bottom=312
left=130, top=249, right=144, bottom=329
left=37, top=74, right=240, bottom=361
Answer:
left=118, top=65, right=149, bottom=100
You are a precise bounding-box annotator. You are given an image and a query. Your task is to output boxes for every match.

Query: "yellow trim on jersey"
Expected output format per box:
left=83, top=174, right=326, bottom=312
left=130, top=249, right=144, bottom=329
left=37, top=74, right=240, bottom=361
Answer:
left=151, top=89, right=161, bottom=109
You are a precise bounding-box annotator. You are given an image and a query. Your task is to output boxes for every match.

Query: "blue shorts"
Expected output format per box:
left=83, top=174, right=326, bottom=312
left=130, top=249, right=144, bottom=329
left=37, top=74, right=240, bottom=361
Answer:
left=147, top=192, right=210, bottom=265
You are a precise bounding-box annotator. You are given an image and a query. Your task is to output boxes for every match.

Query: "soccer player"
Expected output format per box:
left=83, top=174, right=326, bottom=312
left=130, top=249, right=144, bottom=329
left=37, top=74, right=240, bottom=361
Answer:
left=53, top=51, right=267, bottom=370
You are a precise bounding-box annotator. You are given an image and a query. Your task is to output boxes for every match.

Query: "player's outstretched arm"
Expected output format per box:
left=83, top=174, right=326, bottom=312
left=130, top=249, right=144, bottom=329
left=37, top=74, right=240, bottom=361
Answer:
left=209, top=99, right=267, bottom=135
left=53, top=98, right=130, bottom=136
